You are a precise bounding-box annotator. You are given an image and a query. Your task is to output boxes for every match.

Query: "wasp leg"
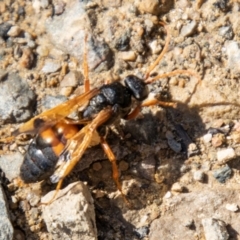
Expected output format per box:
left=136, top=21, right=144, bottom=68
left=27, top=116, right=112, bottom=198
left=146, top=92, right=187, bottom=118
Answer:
left=40, top=179, right=64, bottom=205
left=125, top=104, right=141, bottom=120
left=145, top=21, right=170, bottom=79
left=60, top=117, right=90, bottom=125
left=126, top=98, right=176, bottom=121
left=145, top=69, right=201, bottom=84
left=141, top=97, right=177, bottom=108
left=83, top=34, right=90, bottom=93
left=41, top=109, right=113, bottom=205
left=100, top=136, right=130, bottom=206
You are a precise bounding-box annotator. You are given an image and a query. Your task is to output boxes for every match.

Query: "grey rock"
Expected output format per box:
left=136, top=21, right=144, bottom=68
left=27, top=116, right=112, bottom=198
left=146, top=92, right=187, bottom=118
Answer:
left=0, top=22, right=12, bottom=40
left=60, top=71, right=82, bottom=87
left=0, top=185, right=14, bottom=240
left=224, top=41, right=240, bottom=75
left=213, top=165, right=232, bottom=183
left=114, top=33, right=130, bottom=51
left=0, top=152, right=23, bottom=182
left=42, top=181, right=97, bottom=240
left=193, top=170, right=205, bottom=182
left=180, top=20, right=198, bottom=37
left=202, top=218, right=229, bottom=240
left=45, top=0, right=113, bottom=72
left=41, top=59, right=61, bottom=73
left=0, top=71, right=36, bottom=123
left=219, top=26, right=233, bottom=40
left=41, top=95, right=67, bottom=111
left=149, top=189, right=239, bottom=240
left=133, top=226, right=149, bottom=238
left=167, top=138, right=182, bottom=153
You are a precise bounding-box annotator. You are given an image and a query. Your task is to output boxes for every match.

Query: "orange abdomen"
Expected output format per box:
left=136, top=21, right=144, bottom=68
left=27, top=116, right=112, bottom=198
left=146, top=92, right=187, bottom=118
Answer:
left=20, top=123, right=79, bottom=183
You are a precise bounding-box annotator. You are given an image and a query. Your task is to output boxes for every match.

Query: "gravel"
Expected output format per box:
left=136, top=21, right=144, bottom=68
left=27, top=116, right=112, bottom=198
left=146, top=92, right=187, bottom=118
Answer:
left=0, top=0, right=240, bottom=239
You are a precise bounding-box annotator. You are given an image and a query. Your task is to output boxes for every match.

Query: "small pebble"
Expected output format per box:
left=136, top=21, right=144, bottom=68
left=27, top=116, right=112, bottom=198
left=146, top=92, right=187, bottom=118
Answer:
left=213, top=165, right=232, bottom=183
left=19, top=200, right=30, bottom=212
left=230, top=131, right=240, bottom=144
left=93, top=189, right=105, bottom=198
left=202, top=218, right=229, bottom=240
left=163, top=191, right=172, bottom=199
left=212, top=119, right=224, bottom=128
left=19, top=48, right=34, bottom=69
left=171, top=182, right=183, bottom=193
left=180, top=20, right=197, bottom=37
left=60, top=71, right=80, bottom=87
left=54, top=1, right=65, bottom=15
left=148, top=40, right=162, bottom=54
left=167, top=138, right=182, bottom=153
left=193, top=170, right=204, bottom=182
left=133, top=226, right=149, bottom=239
left=7, top=26, right=21, bottom=37
left=225, top=203, right=238, bottom=212
left=188, top=143, right=199, bottom=157
left=119, top=160, right=129, bottom=171
left=217, top=148, right=236, bottom=163
left=36, top=45, right=49, bottom=57
left=41, top=59, right=61, bottom=73
left=59, top=87, right=73, bottom=97
left=118, top=51, right=137, bottom=61
left=29, top=207, right=39, bottom=220
left=219, top=26, right=233, bottom=40
left=27, top=40, right=36, bottom=48
left=92, top=162, right=102, bottom=171
left=138, top=0, right=160, bottom=15
left=212, top=133, right=225, bottom=147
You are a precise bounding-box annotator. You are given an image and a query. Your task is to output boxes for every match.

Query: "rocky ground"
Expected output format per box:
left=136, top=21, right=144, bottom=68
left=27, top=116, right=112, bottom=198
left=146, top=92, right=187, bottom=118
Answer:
left=0, top=0, right=240, bottom=239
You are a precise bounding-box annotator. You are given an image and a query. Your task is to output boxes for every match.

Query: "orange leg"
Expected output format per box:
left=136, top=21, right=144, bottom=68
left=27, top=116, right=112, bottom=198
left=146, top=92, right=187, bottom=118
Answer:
left=41, top=179, right=64, bottom=205
left=126, top=97, right=176, bottom=120
left=144, top=22, right=202, bottom=102
left=141, top=97, right=177, bottom=108
left=100, top=136, right=130, bottom=206
left=41, top=109, right=113, bottom=205
left=125, top=104, right=141, bottom=120
left=144, top=21, right=170, bottom=80
left=145, top=69, right=201, bottom=84
left=83, top=34, right=90, bottom=93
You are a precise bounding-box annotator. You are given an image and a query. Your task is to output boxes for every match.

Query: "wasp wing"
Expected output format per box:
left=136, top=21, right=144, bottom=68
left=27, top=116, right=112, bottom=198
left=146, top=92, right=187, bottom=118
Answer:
left=13, top=88, right=99, bottom=136
left=49, top=108, right=113, bottom=183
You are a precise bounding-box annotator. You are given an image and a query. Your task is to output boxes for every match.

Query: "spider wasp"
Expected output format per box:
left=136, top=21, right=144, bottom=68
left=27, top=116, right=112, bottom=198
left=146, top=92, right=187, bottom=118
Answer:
left=1, top=22, right=201, bottom=205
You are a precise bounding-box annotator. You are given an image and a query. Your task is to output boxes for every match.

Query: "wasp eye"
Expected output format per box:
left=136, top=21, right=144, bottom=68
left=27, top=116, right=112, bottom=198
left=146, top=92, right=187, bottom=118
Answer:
left=124, top=75, right=148, bottom=101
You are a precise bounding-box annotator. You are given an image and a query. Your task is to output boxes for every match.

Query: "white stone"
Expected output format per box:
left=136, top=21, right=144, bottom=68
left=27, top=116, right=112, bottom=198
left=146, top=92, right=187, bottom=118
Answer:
left=217, top=148, right=236, bottom=163
left=203, top=133, right=212, bottom=143
left=118, top=51, right=137, bottom=61
left=148, top=40, right=162, bottom=54
left=7, top=26, right=21, bottom=37
left=225, top=203, right=238, bottom=212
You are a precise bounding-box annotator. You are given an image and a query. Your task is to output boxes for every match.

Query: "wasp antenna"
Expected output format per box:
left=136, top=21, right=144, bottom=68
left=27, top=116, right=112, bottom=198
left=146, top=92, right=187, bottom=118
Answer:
left=83, top=32, right=90, bottom=93
left=144, top=21, right=170, bottom=80
left=145, top=69, right=201, bottom=84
